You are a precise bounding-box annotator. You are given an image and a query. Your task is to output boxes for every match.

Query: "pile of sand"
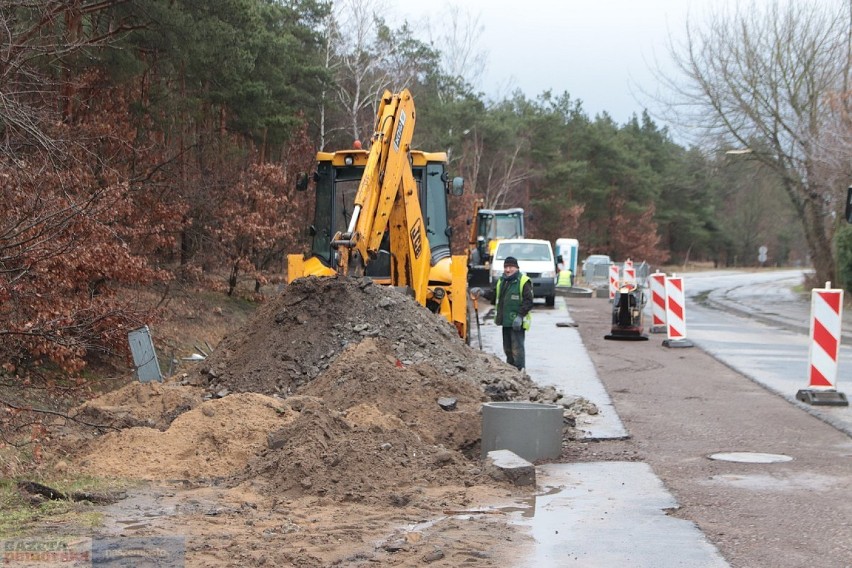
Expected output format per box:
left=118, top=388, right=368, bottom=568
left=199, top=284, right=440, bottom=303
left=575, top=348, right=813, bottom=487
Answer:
left=77, top=392, right=292, bottom=479
left=74, top=381, right=205, bottom=431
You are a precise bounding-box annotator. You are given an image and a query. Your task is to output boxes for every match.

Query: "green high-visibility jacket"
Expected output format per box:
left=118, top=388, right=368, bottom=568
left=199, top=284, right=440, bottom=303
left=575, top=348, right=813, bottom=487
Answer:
left=493, top=274, right=533, bottom=330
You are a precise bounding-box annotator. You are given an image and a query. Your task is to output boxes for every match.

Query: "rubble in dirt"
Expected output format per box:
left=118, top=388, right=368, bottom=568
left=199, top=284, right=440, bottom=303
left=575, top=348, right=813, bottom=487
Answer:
left=300, top=338, right=484, bottom=450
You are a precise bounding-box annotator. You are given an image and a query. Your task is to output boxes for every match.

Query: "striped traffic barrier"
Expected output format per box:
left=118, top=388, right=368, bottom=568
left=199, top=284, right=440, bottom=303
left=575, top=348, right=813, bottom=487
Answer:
left=649, top=271, right=667, bottom=334
left=796, top=283, right=848, bottom=406
left=609, top=264, right=619, bottom=300
left=622, top=258, right=636, bottom=286
left=662, top=274, right=693, bottom=348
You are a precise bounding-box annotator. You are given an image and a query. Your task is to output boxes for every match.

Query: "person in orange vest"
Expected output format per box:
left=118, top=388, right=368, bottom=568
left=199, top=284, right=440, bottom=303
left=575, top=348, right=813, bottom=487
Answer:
left=471, top=256, right=534, bottom=371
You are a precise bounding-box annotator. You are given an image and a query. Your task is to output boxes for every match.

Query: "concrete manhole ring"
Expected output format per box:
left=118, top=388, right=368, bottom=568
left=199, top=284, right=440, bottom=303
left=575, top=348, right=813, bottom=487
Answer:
left=708, top=452, right=793, bottom=463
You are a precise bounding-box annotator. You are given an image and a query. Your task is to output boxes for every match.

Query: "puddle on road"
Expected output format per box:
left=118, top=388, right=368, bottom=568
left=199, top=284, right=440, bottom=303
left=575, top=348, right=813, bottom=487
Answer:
left=495, top=495, right=538, bottom=518
left=96, top=482, right=237, bottom=537
left=491, top=484, right=564, bottom=519
left=97, top=485, right=180, bottom=536
left=410, top=484, right=561, bottom=527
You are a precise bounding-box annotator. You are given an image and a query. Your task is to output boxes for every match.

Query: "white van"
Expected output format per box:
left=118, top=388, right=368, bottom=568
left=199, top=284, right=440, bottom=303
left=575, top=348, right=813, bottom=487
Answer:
left=490, top=238, right=557, bottom=306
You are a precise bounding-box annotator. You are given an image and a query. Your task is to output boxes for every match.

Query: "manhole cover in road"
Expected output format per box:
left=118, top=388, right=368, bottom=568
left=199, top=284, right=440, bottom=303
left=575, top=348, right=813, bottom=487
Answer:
left=708, top=452, right=793, bottom=463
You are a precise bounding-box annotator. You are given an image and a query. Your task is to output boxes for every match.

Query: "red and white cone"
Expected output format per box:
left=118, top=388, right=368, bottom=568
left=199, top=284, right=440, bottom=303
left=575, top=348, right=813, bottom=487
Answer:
left=649, top=271, right=667, bottom=334
left=797, top=283, right=848, bottom=406
left=662, top=274, right=693, bottom=348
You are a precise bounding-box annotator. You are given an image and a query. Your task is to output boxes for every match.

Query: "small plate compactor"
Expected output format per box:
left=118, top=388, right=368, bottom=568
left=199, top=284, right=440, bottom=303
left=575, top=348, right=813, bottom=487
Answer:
left=604, top=284, right=649, bottom=341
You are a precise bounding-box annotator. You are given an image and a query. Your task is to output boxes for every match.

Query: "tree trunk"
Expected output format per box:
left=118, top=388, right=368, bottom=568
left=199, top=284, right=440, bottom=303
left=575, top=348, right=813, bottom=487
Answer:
left=799, top=185, right=836, bottom=287
left=228, top=264, right=239, bottom=296
left=61, top=5, right=83, bottom=122
left=180, top=216, right=191, bottom=266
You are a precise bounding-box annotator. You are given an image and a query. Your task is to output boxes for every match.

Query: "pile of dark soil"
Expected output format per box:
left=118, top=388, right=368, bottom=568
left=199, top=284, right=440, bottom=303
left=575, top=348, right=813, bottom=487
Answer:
left=192, top=276, right=544, bottom=401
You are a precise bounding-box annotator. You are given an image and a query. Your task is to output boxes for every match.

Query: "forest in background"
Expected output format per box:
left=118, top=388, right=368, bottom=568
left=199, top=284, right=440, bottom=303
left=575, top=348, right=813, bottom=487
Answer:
left=2, top=0, right=846, bottom=380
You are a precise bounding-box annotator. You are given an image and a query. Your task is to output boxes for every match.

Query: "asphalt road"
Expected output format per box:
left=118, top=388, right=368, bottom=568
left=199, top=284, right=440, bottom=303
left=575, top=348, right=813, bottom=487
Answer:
left=682, top=269, right=852, bottom=436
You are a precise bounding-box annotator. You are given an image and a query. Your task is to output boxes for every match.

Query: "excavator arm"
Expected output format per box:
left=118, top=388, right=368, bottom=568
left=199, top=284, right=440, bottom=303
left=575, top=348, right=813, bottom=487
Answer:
left=331, top=89, right=431, bottom=304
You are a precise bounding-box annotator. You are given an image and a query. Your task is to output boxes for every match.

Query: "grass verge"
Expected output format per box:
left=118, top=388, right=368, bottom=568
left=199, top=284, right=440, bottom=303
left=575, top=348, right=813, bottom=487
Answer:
left=0, top=475, right=131, bottom=538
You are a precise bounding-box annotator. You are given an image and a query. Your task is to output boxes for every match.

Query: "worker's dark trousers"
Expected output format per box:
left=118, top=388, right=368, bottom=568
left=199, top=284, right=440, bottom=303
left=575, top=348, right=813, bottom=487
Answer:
left=502, top=327, right=526, bottom=370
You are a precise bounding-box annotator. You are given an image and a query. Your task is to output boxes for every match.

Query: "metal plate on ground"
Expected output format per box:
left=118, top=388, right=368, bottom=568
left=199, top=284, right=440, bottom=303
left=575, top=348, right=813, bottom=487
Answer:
left=708, top=452, right=793, bottom=463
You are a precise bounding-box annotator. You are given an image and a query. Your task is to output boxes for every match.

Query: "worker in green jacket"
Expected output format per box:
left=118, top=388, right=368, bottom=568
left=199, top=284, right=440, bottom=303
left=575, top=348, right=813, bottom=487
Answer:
left=471, top=256, right=534, bottom=371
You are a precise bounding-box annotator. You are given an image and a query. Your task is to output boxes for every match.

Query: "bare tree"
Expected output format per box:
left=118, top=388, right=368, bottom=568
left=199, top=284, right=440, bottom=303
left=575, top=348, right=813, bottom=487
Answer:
left=480, top=138, right=533, bottom=209
left=330, top=0, right=441, bottom=144
left=422, top=3, right=487, bottom=99
left=328, top=0, right=458, bottom=146
left=328, top=0, right=389, bottom=143
left=659, top=0, right=851, bottom=285
left=316, top=11, right=341, bottom=150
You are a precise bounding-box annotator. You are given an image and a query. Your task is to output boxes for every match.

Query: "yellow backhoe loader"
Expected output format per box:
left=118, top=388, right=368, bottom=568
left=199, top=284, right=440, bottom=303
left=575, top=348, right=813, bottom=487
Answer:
left=288, top=89, right=469, bottom=339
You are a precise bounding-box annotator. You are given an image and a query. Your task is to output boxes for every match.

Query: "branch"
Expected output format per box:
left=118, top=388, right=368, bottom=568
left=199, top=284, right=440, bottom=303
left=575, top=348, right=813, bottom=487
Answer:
left=0, top=396, right=120, bottom=432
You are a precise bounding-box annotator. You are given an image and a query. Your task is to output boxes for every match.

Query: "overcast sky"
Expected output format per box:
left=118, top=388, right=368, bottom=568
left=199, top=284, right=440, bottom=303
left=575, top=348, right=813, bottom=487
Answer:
left=390, top=0, right=731, bottom=125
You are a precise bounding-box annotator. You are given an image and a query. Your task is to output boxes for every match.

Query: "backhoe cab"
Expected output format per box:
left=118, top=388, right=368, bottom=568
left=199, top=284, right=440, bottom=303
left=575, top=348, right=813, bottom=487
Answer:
left=467, top=204, right=525, bottom=287
left=288, top=89, right=469, bottom=339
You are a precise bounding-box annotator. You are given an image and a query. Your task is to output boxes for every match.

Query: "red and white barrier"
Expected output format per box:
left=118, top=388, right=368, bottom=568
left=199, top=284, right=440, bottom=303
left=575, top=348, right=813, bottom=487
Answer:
left=663, top=275, right=693, bottom=347
left=649, top=271, right=667, bottom=333
left=609, top=264, right=619, bottom=300
left=797, top=284, right=847, bottom=406
left=807, top=286, right=843, bottom=389
left=622, top=259, right=636, bottom=286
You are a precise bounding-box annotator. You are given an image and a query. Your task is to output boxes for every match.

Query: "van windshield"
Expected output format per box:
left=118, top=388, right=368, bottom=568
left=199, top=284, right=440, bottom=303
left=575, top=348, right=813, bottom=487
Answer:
left=496, top=243, right=552, bottom=261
